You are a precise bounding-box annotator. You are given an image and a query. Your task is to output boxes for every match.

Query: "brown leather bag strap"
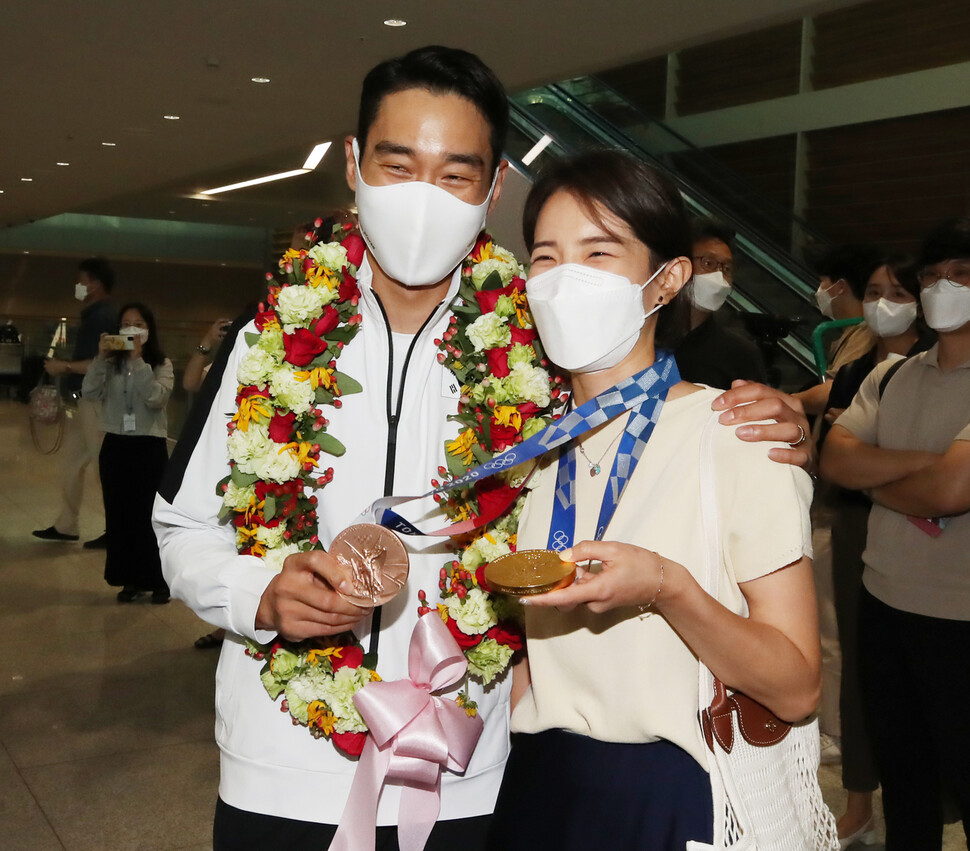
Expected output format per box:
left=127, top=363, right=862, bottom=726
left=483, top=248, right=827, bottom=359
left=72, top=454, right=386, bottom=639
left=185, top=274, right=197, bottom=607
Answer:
left=702, top=676, right=792, bottom=753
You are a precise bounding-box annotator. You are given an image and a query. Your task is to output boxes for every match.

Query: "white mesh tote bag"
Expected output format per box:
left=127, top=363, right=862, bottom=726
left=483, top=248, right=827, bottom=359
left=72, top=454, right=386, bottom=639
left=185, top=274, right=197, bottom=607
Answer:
left=686, top=412, right=839, bottom=851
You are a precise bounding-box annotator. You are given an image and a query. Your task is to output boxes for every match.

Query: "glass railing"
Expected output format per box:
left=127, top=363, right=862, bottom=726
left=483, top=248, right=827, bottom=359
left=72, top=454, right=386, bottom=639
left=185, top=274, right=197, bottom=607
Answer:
left=506, top=77, right=834, bottom=391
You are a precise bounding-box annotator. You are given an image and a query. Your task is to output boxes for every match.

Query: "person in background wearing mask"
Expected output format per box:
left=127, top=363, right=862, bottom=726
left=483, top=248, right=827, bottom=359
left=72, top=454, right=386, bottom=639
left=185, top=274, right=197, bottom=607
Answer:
left=34, top=257, right=118, bottom=546
left=795, top=244, right=882, bottom=416
left=83, top=302, right=174, bottom=603
left=490, top=150, right=820, bottom=850
left=153, top=47, right=817, bottom=849
left=816, top=255, right=933, bottom=848
left=674, top=216, right=767, bottom=390
left=821, top=217, right=970, bottom=850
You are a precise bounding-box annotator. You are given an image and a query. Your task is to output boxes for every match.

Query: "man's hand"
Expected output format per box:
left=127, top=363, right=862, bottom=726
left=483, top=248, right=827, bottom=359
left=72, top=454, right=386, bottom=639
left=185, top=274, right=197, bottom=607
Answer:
left=712, top=380, right=813, bottom=469
left=44, top=358, right=69, bottom=377
left=256, top=550, right=371, bottom=641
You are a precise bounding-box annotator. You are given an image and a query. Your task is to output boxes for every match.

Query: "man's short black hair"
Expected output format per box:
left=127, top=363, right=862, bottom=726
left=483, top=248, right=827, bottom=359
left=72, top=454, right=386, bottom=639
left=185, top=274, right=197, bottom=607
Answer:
left=357, top=45, right=509, bottom=172
left=77, top=256, right=115, bottom=292
left=811, top=244, right=881, bottom=301
left=918, top=216, right=970, bottom=268
left=690, top=216, right=736, bottom=253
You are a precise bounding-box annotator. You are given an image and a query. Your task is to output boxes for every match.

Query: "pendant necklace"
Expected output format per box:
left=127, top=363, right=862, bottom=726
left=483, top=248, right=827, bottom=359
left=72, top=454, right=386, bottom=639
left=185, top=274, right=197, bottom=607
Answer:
left=576, top=429, right=624, bottom=477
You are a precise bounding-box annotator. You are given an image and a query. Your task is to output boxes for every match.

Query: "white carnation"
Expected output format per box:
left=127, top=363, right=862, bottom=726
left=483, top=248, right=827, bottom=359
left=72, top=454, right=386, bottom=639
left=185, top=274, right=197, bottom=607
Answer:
left=308, top=242, right=349, bottom=272
left=259, top=325, right=285, bottom=359
left=227, top=422, right=273, bottom=466
left=276, top=285, right=328, bottom=326
left=466, top=311, right=511, bottom=352
left=471, top=257, right=515, bottom=289
left=261, top=541, right=301, bottom=574
left=251, top=445, right=302, bottom=483
left=444, top=587, right=497, bottom=635
left=237, top=345, right=278, bottom=387
left=222, top=480, right=256, bottom=512
left=320, top=666, right=369, bottom=733
left=269, top=367, right=314, bottom=414
left=460, top=530, right=512, bottom=570
left=505, top=362, right=551, bottom=407
left=255, top=524, right=286, bottom=550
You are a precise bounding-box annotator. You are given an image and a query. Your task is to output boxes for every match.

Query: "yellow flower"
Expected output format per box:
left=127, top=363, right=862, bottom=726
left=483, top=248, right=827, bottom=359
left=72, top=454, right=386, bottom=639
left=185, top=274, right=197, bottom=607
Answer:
left=493, top=405, right=522, bottom=432
left=511, top=289, right=530, bottom=328
left=436, top=603, right=449, bottom=623
left=307, top=701, right=337, bottom=735
left=369, top=671, right=382, bottom=682
left=305, top=267, right=340, bottom=290
left=294, top=367, right=335, bottom=391
left=236, top=525, right=266, bottom=557
left=470, top=240, right=495, bottom=264
left=446, top=428, right=476, bottom=465
left=278, top=441, right=316, bottom=467
left=307, top=647, right=343, bottom=667
left=233, top=394, right=272, bottom=432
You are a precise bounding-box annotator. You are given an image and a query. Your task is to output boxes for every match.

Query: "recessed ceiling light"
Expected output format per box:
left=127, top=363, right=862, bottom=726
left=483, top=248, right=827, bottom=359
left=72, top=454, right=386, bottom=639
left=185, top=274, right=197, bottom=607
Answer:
left=251, top=76, right=271, bottom=84
left=56, top=162, right=70, bottom=166
left=102, top=141, right=116, bottom=147
left=163, top=114, right=180, bottom=120
left=21, top=177, right=32, bottom=182
left=384, top=19, right=407, bottom=27
left=168, top=210, right=176, bottom=214
left=0, top=190, right=4, bottom=194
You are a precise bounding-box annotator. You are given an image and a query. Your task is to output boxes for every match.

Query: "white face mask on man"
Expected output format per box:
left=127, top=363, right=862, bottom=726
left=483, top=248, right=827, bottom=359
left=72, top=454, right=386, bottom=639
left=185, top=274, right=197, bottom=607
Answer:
left=815, top=283, right=837, bottom=319
left=920, top=279, right=970, bottom=333
left=352, top=139, right=496, bottom=288
left=862, top=298, right=917, bottom=338
left=75, top=282, right=88, bottom=301
left=525, top=262, right=668, bottom=374
left=691, top=271, right=732, bottom=312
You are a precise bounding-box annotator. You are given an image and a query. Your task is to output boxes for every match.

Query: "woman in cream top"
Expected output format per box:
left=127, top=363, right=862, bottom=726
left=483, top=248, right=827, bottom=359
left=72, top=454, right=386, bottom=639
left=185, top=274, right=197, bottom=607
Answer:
left=488, top=151, right=820, bottom=851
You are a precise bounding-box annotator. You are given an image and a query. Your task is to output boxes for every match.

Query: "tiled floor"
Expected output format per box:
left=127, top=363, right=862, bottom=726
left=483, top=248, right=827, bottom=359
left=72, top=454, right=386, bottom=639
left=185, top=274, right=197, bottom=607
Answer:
left=1, top=399, right=966, bottom=849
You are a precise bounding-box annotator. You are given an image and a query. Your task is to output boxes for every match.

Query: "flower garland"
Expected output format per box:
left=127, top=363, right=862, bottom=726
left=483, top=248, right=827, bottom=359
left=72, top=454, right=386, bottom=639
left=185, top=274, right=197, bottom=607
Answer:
left=223, top=222, right=563, bottom=758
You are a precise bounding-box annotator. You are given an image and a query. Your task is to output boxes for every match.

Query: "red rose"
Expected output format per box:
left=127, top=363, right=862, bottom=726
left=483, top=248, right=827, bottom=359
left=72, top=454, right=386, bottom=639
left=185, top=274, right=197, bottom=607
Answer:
left=510, top=276, right=526, bottom=292
left=312, top=306, right=340, bottom=337
left=331, top=645, right=364, bottom=671
left=509, top=325, right=537, bottom=346
left=485, top=346, right=511, bottom=378
left=339, top=269, right=359, bottom=302
left=517, top=401, right=541, bottom=419
left=444, top=614, right=484, bottom=649
left=236, top=385, right=270, bottom=404
left=340, top=233, right=366, bottom=268
left=475, top=479, right=520, bottom=521
left=268, top=410, right=297, bottom=443
left=474, top=288, right=503, bottom=314
left=283, top=327, right=328, bottom=366
left=332, top=731, right=367, bottom=757
left=475, top=564, right=491, bottom=591
left=254, top=308, right=276, bottom=330
left=487, top=622, right=524, bottom=652
left=489, top=421, right=518, bottom=452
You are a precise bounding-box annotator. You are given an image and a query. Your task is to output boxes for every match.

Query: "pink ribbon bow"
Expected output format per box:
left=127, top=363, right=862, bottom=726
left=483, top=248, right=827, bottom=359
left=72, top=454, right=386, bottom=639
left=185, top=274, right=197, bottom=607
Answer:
left=330, top=613, right=485, bottom=851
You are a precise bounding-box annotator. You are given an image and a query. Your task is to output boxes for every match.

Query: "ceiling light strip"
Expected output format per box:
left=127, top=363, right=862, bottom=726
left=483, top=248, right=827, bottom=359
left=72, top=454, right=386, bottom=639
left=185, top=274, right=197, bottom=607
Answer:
left=200, top=168, right=310, bottom=195
left=521, top=134, right=554, bottom=166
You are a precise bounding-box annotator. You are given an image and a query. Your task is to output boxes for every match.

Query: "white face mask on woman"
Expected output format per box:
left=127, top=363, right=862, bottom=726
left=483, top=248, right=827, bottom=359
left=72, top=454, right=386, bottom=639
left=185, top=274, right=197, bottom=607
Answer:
left=862, top=298, right=917, bottom=338
left=352, top=139, right=496, bottom=288
left=120, top=325, right=149, bottom=343
left=920, top=279, right=970, bottom=333
left=691, top=271, right=731, bottom=312
left=526, top=262, right=667, bottom=374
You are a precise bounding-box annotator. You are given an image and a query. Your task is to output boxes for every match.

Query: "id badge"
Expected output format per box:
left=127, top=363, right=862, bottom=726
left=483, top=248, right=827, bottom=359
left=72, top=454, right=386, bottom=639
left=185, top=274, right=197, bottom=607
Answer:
left=123, top=413, right=136, bottom=433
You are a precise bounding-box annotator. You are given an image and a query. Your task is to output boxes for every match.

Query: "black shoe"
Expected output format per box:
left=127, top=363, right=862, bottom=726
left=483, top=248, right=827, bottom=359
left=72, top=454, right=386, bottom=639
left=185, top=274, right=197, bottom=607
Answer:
left=151, top=589, right=170, bottom=605
left=83, top=533, right=108, bottom=549
left=117, top=586, right=140, bottom=603
left=33, top=526, right=79, bottom=542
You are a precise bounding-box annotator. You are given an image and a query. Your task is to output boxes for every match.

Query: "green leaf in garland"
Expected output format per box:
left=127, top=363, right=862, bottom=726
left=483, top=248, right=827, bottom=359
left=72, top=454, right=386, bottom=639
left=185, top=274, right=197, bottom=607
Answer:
left=216, top=474, right=231, bottom=497
left=333, top=371, right=362, bottom=395
left=445, top=444, right=470, bottom=478
left=315, top=387, right=334, bottom=404
left=326, top=325, right=359, bottom=345
left=231, top=466, right=260, bottom=487
left=362, top=651, right=379, bottom=671
left=244, top=331, right=261, bottom=348
left=263, top=494, right=277, bottom=522
left=471, top=442, right=491, bottom=465
left=316, top=432, right=346, bottom=457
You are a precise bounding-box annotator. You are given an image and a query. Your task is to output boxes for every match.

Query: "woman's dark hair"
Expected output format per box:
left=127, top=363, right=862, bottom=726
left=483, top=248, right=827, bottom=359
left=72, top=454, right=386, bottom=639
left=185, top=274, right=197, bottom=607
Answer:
left=523, top=149, right=692, bottom=349
left=357, top=46, right=509, bottom=172
left=112, top=302, right=165, bottom=369
left=78, top=256, right=115, bottom=292
left=870, top=252, right=920, bottom=300
left=918, top=216, right=970, bottom=268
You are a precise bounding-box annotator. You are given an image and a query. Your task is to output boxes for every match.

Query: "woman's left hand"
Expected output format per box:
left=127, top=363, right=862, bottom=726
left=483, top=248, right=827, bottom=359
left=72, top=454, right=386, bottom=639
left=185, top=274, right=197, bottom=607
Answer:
left=523, top=540, right=667, bottom=614
left=129, top=333, right=144, bottom=360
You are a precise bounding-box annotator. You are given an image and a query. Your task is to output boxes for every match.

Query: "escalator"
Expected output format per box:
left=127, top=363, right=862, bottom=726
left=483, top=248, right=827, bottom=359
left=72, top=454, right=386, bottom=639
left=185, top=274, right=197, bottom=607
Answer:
left=505, top=75, right=835, bottom=391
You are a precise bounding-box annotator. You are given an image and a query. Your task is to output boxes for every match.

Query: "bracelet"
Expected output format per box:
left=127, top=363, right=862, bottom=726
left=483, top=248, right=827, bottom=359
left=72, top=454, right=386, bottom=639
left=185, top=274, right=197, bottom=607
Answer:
left=638, top=558, right=664, bottom=615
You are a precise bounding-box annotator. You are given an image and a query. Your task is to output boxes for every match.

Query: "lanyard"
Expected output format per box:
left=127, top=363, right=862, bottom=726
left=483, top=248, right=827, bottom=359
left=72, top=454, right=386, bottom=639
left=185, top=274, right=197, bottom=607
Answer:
left=545, top=369, right=675, bottom=551
left=361, top=350, right=681, bottom=539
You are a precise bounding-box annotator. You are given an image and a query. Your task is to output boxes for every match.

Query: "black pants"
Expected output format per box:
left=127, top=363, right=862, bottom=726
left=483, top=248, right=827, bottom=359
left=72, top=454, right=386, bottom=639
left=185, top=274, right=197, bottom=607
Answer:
left=213, top=799, right=491, bottom=851
left=859, top=588, right=970, bottom=849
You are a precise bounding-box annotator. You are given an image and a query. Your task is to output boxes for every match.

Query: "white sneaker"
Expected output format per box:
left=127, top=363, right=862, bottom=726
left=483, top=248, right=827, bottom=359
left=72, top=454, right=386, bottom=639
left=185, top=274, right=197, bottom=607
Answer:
left=820, top=733, right=842, bottom=764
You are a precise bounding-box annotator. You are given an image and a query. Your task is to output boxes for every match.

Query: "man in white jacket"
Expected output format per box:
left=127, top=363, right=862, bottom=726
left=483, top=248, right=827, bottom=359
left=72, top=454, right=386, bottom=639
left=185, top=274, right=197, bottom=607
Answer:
left=154, top=45, right=815, bottom=850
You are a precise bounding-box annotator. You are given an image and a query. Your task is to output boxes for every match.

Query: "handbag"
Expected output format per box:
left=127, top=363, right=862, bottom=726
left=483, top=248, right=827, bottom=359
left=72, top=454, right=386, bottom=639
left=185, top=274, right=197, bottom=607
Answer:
left=687, top=412, right=839, bottom=851
left=28, top=373, right=65, bottom=454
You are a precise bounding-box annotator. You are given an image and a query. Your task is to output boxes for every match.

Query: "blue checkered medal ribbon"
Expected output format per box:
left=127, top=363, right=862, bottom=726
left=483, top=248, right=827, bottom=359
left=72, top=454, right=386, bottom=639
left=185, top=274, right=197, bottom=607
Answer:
left=546, top=354, right=680, bottom=551
left=364, top=350, right=680, bottom=538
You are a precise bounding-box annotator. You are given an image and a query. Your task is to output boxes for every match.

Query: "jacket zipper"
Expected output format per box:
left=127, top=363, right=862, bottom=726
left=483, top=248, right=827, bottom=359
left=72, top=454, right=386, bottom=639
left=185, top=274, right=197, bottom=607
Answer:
left=368, top=293, right=444, bottom=658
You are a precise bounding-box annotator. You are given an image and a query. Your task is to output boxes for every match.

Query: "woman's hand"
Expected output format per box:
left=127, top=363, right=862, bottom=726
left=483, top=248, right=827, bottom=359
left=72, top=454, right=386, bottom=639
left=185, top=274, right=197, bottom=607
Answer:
left=97, top=333, right=112, bottom=358
left=823, top=406, right=845, bottom=424
left=523, top=540, right=667, bottom=614
left=201, top=318, right=231, bottom=353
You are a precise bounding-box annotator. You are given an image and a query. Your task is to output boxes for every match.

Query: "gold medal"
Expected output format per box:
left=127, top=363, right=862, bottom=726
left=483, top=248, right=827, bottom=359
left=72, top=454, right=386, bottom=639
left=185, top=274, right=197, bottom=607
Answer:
left=484, top=549, right=576, bottom=596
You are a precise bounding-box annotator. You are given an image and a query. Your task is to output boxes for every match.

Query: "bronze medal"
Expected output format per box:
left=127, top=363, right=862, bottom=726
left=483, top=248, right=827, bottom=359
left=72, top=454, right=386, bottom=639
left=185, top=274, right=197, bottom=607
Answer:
left=330, top=523, right=409, bottom=607
left=484, top=549, right=576, bottom=596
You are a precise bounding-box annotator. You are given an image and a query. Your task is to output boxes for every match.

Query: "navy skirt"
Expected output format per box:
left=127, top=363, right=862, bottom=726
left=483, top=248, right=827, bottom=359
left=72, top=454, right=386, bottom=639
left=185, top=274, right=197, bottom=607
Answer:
left=488, top=731, right=713, bottom=850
